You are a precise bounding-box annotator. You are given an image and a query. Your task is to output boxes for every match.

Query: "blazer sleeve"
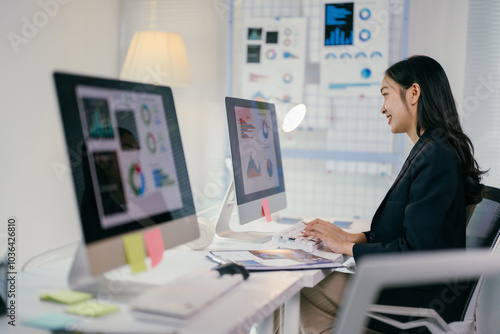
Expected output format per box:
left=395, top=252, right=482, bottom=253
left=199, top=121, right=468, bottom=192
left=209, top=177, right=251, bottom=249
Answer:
left=353, top=142, right=461, bottom=260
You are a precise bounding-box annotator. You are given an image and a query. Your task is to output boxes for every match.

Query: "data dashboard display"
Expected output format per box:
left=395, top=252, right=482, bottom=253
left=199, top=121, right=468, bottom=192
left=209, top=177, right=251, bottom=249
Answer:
left=234, top=106, right=280, bottom=195
left=76, top=86, right=183, bottom=230
left=226, top=97, right=285, bottom=206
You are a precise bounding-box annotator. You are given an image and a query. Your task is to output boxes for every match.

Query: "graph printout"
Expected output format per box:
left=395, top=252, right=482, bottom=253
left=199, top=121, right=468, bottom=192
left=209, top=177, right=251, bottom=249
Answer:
left=241, top=17, right=307, bottom=103
left=76, top=86, right=183, bottom=229
left=321, top=0, right=389, bottom=96
left=235, top=106, right=280, bottom=195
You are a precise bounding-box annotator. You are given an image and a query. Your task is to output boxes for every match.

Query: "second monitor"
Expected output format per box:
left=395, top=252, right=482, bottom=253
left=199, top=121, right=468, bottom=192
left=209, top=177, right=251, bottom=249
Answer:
left=54, top=72, right=200, bottom=296
left=216, top=97, right=286, bottom=243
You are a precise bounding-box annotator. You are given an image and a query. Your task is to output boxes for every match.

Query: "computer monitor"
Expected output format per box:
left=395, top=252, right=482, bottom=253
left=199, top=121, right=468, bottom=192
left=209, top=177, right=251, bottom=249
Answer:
left=53, top=72, right=199, bottom=297
left=216, top=97, right=286, bottom=243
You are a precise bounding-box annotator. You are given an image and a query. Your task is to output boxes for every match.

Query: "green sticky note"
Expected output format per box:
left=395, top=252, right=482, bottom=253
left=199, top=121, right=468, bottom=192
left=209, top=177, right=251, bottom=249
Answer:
left=122, top=232, right=147, bottom=273
left=22, top=312, right=81, bottom=330
left=65, top=301, right=119, bottom=317
left=40, top=290, right=93, bottom=305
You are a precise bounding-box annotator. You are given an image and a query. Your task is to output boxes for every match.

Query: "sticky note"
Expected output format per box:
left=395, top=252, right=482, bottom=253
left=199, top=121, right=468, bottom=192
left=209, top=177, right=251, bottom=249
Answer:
left=122, top=232, right=147, bottom=273
left=261, top=198, right=272, bottom=222
left=40, top=290, right=93, bottom=305
left=144, top=228, right=164, bottom=268
left=65, top=301, right=119, bottom=317
left=22, top=312, right=80, bottom=331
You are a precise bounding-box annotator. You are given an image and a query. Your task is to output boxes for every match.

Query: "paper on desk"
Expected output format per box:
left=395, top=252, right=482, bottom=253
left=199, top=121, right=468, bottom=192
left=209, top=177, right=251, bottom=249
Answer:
left=122, top=232, right=147, bottom=273
left=40, top=290, right=93, bottom=305
left=144, top=228, right=164, bottom=268
left=208, top=249, right=344, bottom=271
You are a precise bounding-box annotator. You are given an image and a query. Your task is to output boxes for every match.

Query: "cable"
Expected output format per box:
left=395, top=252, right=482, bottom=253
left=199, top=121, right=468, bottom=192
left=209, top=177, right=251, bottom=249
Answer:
left=21, top=239, right=81, bottom=272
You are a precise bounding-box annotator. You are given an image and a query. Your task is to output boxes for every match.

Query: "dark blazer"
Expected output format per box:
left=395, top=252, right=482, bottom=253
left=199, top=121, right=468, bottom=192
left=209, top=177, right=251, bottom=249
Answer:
left=352, top=131, right=471, bottom=333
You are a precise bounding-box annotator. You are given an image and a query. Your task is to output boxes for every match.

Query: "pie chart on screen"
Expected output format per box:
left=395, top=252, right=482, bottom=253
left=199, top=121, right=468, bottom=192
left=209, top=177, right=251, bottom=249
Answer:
left=267, top=158, right=273, bottom=177
left=129, top=163, right=145, bottom=197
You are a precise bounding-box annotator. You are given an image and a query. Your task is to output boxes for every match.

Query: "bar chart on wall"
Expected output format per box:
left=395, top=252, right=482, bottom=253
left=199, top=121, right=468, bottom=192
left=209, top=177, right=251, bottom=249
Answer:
left=229, top=0, right=408, bottom=220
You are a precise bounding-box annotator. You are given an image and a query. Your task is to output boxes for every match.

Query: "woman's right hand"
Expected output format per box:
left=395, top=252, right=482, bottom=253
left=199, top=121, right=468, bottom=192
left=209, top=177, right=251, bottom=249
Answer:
left=302, top=219, right=367, bottom=256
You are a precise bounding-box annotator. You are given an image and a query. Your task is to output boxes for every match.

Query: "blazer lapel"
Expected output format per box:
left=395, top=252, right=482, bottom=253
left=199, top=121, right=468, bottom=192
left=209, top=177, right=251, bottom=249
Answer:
left=371, top=133, right=431, bottom=224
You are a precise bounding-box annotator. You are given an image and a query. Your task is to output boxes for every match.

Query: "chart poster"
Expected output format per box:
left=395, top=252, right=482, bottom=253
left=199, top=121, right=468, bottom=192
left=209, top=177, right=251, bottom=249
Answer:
left=320, top=0, right=389, bottom=96
left=241, top=17, right=307, bottom=103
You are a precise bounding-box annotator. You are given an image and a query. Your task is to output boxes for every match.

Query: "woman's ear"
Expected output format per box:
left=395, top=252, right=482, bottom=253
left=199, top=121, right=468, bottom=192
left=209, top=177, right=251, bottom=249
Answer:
left=409, top=83, right=421, bottom=105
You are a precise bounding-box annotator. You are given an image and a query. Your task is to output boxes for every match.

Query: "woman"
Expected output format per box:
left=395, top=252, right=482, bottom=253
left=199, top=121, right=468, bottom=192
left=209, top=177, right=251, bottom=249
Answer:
left=300, top=55, right=485, bottom=334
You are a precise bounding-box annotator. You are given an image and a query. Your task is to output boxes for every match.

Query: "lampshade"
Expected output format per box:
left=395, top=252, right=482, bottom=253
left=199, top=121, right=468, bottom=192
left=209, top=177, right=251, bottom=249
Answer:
left=120, top=31, right=192, bottom=86
left=270, top=98, right=307, bottom=132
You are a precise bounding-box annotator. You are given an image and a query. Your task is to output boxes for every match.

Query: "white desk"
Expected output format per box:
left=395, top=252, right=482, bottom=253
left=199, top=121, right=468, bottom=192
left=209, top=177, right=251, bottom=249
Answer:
left=14, top=218, right=370, bottom=334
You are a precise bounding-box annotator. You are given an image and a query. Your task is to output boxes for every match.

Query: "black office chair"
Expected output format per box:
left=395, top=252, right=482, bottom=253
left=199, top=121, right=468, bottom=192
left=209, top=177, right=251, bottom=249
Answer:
left=362, top=185, right=500, bottom=334
left=465, top=186, right=500, bottom=247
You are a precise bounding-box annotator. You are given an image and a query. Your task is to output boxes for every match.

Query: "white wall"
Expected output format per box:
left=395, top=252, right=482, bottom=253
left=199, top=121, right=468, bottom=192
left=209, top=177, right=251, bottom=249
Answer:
left=461, top=0, right=500, bottom=188
left=404, top=0, right=470, bottom=154
left=0, top=0, right=119, bottom=267
left=117, top=0, right=229, bottom=213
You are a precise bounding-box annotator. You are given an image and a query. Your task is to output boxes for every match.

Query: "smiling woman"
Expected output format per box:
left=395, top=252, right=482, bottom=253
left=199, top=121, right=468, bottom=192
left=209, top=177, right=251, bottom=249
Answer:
left=380, top=75, right=420, bottom=143
left=300, top=55, right=487, bottom=334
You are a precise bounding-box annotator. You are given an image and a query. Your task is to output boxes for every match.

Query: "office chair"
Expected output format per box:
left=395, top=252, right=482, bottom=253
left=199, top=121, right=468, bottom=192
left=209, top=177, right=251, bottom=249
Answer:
left=333, top=250, right=500, bottom=334
left=337, top=185, right=500, bottom=334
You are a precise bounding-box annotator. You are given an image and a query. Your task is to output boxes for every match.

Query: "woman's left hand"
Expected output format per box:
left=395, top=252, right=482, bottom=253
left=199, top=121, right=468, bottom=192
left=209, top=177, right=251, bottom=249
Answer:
left=303, top=219, right=355, bottom=256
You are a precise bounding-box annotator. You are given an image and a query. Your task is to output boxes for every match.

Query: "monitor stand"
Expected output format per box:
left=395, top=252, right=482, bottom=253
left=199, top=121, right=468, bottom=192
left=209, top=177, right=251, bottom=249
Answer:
left=68, top=243, right=156, bottom=302
left=215, top=180, right=272, bottom=243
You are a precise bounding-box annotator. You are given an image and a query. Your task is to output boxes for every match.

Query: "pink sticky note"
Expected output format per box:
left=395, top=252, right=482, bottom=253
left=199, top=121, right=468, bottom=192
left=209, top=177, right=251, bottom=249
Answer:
left=261, top=198, right=272, bottom=222
left=144, top=228, right=164, bottom=268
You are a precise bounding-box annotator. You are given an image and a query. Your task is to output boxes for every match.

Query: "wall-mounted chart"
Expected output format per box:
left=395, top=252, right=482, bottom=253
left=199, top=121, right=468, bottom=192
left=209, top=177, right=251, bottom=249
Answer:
left=241, top=17, right=307, bottom=103
left=320, top=0, right=389, bottom=96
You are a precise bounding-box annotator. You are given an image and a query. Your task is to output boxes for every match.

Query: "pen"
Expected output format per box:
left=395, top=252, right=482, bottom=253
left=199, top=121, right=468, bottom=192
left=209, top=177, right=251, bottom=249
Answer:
left=206, top=254, right=241, bottom=266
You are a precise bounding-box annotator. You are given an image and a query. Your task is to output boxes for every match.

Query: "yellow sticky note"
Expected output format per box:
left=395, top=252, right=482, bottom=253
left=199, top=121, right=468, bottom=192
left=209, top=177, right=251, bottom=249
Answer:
left=65, top=301, right=119, bottom=317
left=122, top=232, right=147, bottom=273
left=40, top=290, right=93, bottom=305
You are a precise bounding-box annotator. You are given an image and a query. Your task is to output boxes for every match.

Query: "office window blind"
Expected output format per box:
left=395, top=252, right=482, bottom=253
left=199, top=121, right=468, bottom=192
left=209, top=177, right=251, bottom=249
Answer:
left=230, top=0, right=409, bottom=219
left=462, top=0, right=500, bottom=188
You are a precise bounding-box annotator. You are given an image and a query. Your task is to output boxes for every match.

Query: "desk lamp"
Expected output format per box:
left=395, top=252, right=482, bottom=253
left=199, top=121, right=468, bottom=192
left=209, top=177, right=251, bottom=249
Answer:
left=120, top=31, right=191, bottom=86
left=269, top=97, right=307, bottom=132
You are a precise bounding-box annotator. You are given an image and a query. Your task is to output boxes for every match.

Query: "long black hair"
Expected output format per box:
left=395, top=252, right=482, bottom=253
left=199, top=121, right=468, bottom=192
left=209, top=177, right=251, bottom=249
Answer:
left=385, top=55, right=486, bottom=204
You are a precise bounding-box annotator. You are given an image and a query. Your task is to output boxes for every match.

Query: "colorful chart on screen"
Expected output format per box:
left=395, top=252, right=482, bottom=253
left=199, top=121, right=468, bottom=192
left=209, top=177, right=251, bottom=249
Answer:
left=235, top=106, right=280, bottom=195
left=76, top=86, right=183, bottom=229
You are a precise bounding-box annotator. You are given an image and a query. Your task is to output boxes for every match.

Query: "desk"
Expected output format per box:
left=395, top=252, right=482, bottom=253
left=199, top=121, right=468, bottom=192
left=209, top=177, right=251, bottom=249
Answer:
left=14, top=218, right=370, bottom=334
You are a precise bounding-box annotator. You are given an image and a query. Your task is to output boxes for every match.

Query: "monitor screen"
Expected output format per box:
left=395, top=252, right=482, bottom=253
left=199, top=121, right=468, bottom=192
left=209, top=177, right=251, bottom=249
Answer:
left=54, top=72, right=199, bottom=276
left=225, top=97, right=286, bottom=224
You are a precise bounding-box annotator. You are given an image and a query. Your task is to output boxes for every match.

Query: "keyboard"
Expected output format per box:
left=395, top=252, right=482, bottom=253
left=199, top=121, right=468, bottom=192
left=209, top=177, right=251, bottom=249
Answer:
left=272, top=220, right=321, bottom=252
left=130, top=269, right=245, bottom=320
